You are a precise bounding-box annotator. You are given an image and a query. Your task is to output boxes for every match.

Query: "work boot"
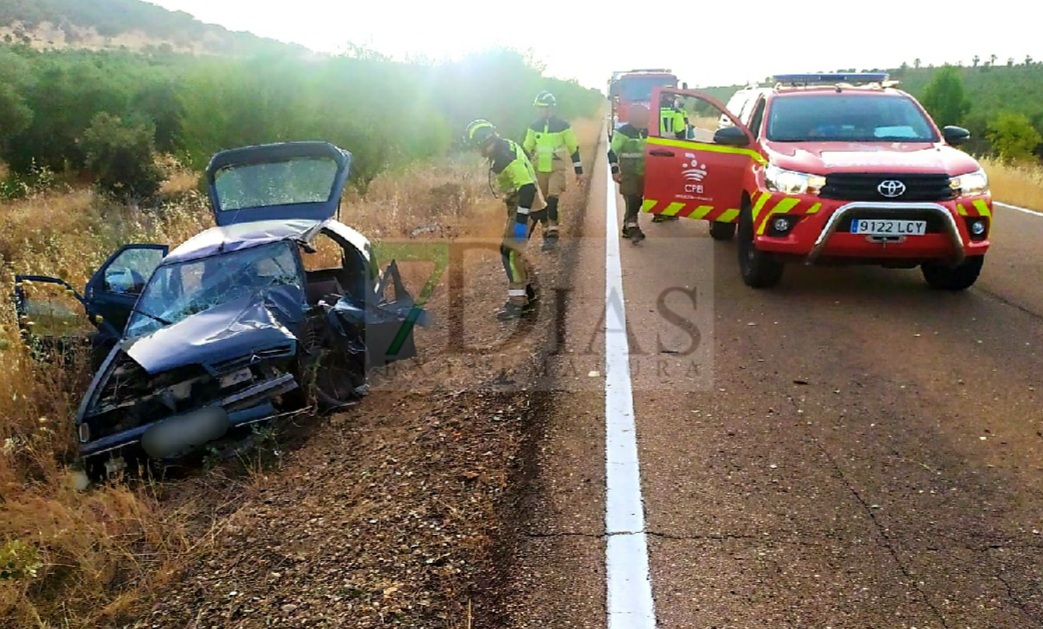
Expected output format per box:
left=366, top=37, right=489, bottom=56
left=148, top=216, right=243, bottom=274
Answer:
left=624, top=225, right=645, bottom=243
left=622, top=226, right=632, bottom=239
left=541, top=233, right=558, bottom=252
left=496, top=300, right=534, bottom=321
left=651, top=214, right=666, bottom=223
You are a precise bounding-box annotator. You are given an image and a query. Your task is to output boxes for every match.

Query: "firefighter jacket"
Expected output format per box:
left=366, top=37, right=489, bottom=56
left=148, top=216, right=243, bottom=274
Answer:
left=523, top=115, right=583, bottom=175
left=660, top=107, right=687, bottom=139
left=608, top=124, right=648, bottom=179
left=490, top=137, right=540, bottom=219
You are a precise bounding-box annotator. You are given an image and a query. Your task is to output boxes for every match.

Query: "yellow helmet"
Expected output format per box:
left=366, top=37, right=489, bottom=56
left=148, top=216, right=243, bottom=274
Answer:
left=465, top=119, right=497, bottom=147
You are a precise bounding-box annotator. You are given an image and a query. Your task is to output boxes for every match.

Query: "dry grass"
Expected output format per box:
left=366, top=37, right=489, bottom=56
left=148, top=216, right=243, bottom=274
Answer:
left=0, top=114, right=604, bottom=627
left=980, top=156, right=1043, bottom=211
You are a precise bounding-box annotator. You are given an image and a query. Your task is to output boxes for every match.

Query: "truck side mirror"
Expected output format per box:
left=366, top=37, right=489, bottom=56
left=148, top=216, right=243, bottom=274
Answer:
left=713, top=126, right=750, bottom=147
left=942, top=125, right=970, bottom=146
left=681, top=82, right=688, bottom=90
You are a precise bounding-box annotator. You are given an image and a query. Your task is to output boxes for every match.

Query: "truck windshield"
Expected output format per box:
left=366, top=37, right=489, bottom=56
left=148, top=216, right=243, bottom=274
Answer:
left=124, top=241, right=303, bottom=339
left=616, top=76, right=677, bottom=101
left=766, top=94, right=938, bottom=143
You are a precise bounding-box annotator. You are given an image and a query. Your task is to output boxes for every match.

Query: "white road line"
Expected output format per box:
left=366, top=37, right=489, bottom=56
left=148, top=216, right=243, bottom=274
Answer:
left=604, top=164, right=657, bottom=628
left=996, top=201, right=1041, bottom=216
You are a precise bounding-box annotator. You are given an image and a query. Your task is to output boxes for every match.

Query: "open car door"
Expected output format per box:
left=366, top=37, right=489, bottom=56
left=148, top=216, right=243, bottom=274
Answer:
left=205, top=141, right=352, bottom=227
left=14, top=244, right=167, bottom=364
left=643, top=87, right=762, bottom=225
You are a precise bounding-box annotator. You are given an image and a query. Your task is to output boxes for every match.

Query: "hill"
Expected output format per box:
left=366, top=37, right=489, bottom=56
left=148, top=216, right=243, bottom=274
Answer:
left=0, top=0, right=309, bottom=56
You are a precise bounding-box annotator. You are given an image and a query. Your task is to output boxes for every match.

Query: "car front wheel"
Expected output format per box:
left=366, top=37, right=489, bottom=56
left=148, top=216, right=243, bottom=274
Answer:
left=921, top=255, right=984, bottom=290
left=710, top=221, right=736, bottom=241
left=738, top=202, right=784, bottom=288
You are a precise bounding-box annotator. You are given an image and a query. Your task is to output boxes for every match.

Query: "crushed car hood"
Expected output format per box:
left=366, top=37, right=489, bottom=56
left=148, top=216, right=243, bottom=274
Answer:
left=764, top=141, right=982, bottom=176
left=122, top=294, right=299, bottom=374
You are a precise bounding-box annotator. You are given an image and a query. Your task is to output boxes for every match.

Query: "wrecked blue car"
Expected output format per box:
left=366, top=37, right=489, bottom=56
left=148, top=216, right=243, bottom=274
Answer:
left=13, top=141, right=427, bottom=478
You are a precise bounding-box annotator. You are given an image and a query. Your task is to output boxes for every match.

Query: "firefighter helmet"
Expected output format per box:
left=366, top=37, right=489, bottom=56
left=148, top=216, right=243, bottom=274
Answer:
left=534, top=91, right=557, bottom=107
left=465, top=119, right=497, bottom=147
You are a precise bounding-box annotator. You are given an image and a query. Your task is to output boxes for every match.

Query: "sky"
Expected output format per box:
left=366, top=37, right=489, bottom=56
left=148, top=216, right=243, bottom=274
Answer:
left=148, top=0, right=1042, bottom=92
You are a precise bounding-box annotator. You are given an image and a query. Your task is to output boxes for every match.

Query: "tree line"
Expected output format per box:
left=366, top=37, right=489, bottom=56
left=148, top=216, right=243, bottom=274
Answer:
left=0, top=45, right=604, bottom=202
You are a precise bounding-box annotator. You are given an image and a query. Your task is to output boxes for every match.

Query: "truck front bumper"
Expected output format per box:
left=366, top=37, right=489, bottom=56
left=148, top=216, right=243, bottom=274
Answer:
left=753, top=198, right=991, bottom=265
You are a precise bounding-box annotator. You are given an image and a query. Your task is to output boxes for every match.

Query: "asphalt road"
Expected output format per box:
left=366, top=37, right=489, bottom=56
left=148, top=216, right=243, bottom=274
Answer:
left=506, top=143, right=1043, bottom=628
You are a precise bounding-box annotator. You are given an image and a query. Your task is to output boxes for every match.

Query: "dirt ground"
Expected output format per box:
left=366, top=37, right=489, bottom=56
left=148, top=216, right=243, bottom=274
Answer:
left=133, top=143, right=599, bottom=628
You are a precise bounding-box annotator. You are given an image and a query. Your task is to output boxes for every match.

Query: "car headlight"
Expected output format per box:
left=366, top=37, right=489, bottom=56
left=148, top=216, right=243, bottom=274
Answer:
left=765, top=165, right=826, bottom=195
left=950, top=169, right=989, bottom=197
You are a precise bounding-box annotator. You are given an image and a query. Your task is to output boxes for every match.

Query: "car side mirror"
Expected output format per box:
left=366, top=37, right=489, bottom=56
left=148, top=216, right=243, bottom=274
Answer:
left=943, top=125, right=970, bottom=146
left=713, top=125, right=750, bottom=147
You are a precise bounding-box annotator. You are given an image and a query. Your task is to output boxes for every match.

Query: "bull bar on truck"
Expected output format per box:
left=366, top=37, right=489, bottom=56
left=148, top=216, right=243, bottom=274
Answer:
left=804, top=202, right=967, bottom=267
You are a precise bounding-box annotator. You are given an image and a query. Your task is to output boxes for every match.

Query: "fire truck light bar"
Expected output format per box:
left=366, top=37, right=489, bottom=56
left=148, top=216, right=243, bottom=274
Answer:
left=773, top=72, right=890, bottom=85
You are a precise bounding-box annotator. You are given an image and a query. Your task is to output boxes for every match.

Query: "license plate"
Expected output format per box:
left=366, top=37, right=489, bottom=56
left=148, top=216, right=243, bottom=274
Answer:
left=850, top=219, right=926, bottom=236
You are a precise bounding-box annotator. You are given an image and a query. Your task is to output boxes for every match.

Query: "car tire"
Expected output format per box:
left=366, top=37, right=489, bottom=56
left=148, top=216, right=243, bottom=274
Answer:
left=308, top=347, right=366, bottom=412
left=921, top=256, right=984, bottom=290
left=738, top=201, right=784, bottom=288
left=709, top=221, right=736, bottom=241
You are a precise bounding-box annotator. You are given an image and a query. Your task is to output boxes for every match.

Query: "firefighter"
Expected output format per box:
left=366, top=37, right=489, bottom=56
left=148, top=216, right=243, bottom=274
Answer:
left=608, top=104, right=649, bottom=243
left=465, top=119, right=544, bottom=320
left=522, top=91, right=584, bottom=252
left=653, top=93, right=687, bottom=223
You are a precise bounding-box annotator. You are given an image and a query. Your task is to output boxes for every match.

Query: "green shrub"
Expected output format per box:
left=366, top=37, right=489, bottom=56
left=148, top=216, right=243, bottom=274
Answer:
left=81, top=112, right=163, bottom=202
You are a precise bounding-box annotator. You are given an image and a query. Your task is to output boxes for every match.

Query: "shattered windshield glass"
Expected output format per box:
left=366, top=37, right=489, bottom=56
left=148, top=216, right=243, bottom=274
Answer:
left=124, top=241, right=303, bottom=339
left=214, top=156, right=340, bottom=212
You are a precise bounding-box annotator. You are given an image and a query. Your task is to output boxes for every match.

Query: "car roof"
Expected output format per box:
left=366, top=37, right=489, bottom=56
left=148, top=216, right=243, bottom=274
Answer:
left=161, top=218, right=370, bottom=265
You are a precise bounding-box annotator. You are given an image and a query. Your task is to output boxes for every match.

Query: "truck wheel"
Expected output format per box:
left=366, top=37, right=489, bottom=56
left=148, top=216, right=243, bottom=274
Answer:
left=738, top=202, right=784, bottom=288
left=709, top=221, right=736, bottom=241
left=921, top=256, right=984, bottom=290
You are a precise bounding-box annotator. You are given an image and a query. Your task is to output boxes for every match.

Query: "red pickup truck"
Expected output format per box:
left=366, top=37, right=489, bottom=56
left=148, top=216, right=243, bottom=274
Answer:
left=642, top=73, right=991, bottom=290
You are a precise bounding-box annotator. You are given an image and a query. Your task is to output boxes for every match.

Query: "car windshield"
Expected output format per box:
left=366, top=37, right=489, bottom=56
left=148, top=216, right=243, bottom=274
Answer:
left=766, top=94, right=938, bottom=142
left=616, top=76, right=676, bottom=101
left=124, top=241, right=303, bottom=339
left=213, top=156, right=340, bottom=212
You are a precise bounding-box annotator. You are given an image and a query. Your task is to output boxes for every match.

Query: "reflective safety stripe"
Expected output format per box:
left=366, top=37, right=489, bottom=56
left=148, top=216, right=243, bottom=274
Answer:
left=757, top=197, right=801, bottom=235
left=642, top=199, right=658, bottom=213
left=508, top=289, right=527, bottom=296
left=973, top=199, right=992, bottom=218
left=716, top=209, right=740, bottom=222
left=750, top=191, right=771, bottom=222
left=957, top=203, right=969, bottom=216
left=516, top=207, right=531, bottom=215
left=660, top=202, right=686, bottom=216
left=806, top=203, right=822, bottom=214
left=687, top=205, right=714, bottom=219
left=646, top=136, right=767, bottom=165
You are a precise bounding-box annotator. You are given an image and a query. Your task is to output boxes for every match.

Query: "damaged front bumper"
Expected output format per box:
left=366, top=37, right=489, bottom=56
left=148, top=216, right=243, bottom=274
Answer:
left=79, top=371, right=303, bottom=459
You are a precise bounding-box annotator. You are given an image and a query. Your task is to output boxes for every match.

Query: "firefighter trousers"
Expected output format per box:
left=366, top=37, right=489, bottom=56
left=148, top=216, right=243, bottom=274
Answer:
left=619, top=174, right=644, bottom=230
left=501, top=207, right=532, bottom=306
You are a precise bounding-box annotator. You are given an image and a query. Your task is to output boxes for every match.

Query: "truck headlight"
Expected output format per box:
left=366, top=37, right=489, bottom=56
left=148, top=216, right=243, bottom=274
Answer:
left=950, top=169, right=989, bottom=197
left=765, top=165, right=826, bottom=195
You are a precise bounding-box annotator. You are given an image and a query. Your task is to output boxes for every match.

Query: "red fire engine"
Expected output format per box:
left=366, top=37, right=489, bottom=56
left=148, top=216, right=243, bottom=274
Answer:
left=607, top=69, right=686, bottom=139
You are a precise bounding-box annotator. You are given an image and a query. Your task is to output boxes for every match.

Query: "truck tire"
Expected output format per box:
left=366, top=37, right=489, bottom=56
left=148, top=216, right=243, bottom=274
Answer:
left=921, top=256, right=984, bottom=290
left=738, top=201, right=784, bottom=288
left=709, top=221, right=736, bottom=241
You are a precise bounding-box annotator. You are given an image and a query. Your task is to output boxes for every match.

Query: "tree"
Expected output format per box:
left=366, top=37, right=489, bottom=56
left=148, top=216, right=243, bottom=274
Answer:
left=1026, top=55, right=1034, bottom=66
left=81, top=112, right=164, bottom=203
left=990, top=54, right=998, bottom=65
left=1007, top=57, right=1015, bottom=67
left=920, top=65, right=971, bottom=128
left=972, top=55, right=980, bottom=67
left=914, top=58, right=921, bottom=69
left=987, top=112, right=1043, bottom=162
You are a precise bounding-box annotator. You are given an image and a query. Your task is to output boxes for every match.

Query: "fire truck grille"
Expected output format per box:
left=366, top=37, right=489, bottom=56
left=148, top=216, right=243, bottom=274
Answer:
left=821, top=173, right=956, bottom=202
